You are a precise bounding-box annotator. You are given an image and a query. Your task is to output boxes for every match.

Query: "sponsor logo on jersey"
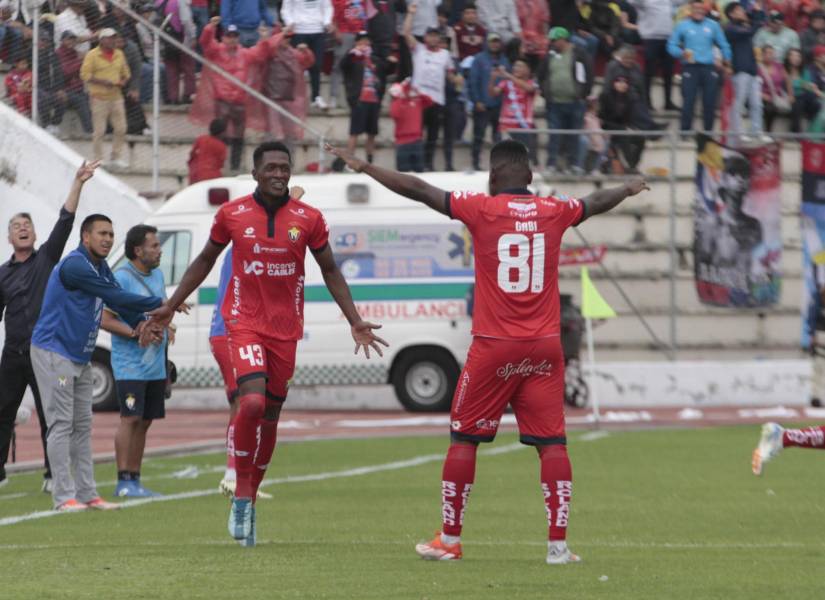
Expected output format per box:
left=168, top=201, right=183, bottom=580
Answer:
left=243, top=260, right=264, bottom=275
left=515, top=221, right=538, bottom=232
left=231, top=204, right=253, bottom=215
left=475, top=418, right=499, bottom=431
left=243, top=226, right=255, bottom=238
left=243, top=260, right=295, bottom=277
left=289, top=208, right=309, bottom=219
left=496, top=358, right=552, bottom=381
left=288, top=226, right=301, bottom=242
left=57, top=375, right=68, bottom=388
left=125, top=393, right=136, bottom=410
left=252, top=243, right=287, bottom=255
left=451, top=420, right=462, bottom=430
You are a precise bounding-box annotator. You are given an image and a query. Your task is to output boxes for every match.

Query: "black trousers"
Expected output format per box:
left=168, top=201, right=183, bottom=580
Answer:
left=0, top=347, right=51, bottom=479
left=424, top=104, right=447, bottom=170
left=472, top=105, right=501, bottom=168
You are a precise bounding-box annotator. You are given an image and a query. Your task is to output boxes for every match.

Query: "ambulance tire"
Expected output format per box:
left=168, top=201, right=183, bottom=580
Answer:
left=91, top=348, right=119, bottom=412
left=392, top=348, right=459, bottom=413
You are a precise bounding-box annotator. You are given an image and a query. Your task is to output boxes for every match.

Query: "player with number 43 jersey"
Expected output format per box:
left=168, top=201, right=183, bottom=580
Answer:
left=147, top=142, right=388, bottom=548
left=327, top=140, right=649, bottom=565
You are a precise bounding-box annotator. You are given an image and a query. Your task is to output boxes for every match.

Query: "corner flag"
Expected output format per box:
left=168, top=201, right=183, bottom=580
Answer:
left=581, top=267, right=616, bottom=319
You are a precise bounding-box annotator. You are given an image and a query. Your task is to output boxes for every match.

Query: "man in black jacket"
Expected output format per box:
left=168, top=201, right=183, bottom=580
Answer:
left=537, top=26, right=593, bottom=173
left=0, top=160, right=100, bottom=491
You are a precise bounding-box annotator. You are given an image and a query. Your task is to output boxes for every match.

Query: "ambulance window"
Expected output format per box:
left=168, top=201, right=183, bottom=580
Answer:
left=157, top=231, right=192, bottom=286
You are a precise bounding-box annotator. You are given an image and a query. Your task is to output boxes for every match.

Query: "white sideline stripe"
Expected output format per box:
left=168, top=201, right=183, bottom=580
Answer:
left=579, top=431, right=610, bottom=442
left=0, top=493, right=28, bottom=502
left=0, top=443, right=524, bottom=528
left=0, top=538, right=811, bottom=552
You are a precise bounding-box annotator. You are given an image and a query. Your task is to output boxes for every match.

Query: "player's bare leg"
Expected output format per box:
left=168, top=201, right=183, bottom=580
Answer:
left=752, top=423, right=825, bottom=475
left=415, top=441, right=478, bottom=560
left=537, top=444, right=580, bottom=564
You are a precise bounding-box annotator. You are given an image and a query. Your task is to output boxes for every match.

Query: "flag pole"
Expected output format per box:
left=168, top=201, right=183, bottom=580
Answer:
left=585, top=316, right=600, bottom=428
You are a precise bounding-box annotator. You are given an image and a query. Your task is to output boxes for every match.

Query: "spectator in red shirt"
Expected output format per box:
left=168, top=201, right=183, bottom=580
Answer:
left=5, top=55, right=32, bottom=116
left=55, top=31, right=93, bottom=133
left=341, top=31, right=388, bottom=164
left=330, top=0, right=367, bottom=108
left=389, top=78, right=434, bottom=172
left=489, top=58, right=538, bottom=164
left=189, top=17, right=270, bottom=170
left=451, top=3, right=486, bottom=61
left=188, top=118, right=228, bottom=184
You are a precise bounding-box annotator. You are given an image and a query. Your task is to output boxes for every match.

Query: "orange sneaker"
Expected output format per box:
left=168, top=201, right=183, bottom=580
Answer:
left=415, top=531, right=463, bottom=560
left=55, top=499, right=87, bottom=512
left=85, top=497, right=120, bottom=511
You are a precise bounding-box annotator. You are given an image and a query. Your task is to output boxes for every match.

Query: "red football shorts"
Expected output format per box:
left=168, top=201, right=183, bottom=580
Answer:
left=226, top=325, right=297, bottom=401
left=450, top=336, right=566, bottom=445
left=209, top=335, right=238, bottom=403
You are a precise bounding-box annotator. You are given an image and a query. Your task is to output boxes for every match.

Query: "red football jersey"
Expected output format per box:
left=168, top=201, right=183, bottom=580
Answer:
left=209, top=193, right=329, bottom=341
left=449, top=189, right=584, bottom=339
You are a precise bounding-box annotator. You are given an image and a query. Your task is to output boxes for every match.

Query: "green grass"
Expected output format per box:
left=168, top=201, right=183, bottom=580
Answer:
left=1, top=426, right=824, bottom=599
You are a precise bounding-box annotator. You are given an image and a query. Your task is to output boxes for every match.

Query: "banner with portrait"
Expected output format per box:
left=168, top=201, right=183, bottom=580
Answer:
left=800, top=141, right=825, bottom=348
left=693, top=139, right=782, bottom=307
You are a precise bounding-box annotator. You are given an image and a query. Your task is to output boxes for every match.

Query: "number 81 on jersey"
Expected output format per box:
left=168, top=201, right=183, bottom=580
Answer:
left=497, top=233, right=545, bottom=294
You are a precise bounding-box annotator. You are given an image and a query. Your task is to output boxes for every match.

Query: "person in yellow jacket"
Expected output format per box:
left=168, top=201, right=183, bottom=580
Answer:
left=80, top=28, right=131, bottom=168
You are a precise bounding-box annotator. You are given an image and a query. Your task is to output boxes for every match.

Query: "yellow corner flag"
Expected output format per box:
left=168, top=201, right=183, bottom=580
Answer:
left=581, top=266, right=616, bottom=319
left=814, top=250, right=825, bottom=266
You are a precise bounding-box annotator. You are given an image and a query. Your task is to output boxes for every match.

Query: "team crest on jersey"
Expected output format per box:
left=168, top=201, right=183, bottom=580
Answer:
left=287, top=226, right=301, bottom=243
left=57, top=375, right=68, bottom=388
left=125, top=393, right=136, bottom=410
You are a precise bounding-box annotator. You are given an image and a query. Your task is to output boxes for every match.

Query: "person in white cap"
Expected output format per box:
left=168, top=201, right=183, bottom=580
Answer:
left=80, top=28, right=131, bottom=168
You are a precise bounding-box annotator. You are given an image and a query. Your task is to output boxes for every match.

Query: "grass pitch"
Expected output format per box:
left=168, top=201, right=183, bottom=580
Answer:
left=1, top=426, right=823, bottom=599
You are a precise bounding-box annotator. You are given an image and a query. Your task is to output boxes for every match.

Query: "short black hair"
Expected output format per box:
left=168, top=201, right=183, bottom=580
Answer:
left=253, top=141, right=292, bottom=168
left=124, top=224, right=158, bottom=260
left=209, top=118, right=227, bottom=137
left=489, top=139, right=530, bottom=172
left=463, top=3, right=476, bottom=10
left=80, top=214, right=112, bottom=236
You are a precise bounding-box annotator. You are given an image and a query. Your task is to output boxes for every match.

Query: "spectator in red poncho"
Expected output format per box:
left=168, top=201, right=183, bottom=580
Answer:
left=188, top=118, right=228, bottom=184
left=5, top=55, right=32, bottom=116
left=515, top=0, right=549, bottom=70
left=389, top=78, right=433, bottom=172
left=189, top=17, right=270, bottom=171
left=246, top=30, right=315, bottom=145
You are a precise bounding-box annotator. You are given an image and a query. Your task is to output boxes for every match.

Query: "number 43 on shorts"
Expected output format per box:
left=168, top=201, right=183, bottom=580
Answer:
left=498, top=233, right=545, bottom=293
left=239, top=344, right=264, bottom=367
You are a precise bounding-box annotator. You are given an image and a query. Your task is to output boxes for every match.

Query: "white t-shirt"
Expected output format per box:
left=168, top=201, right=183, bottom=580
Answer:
left=411, top=43, right=452, bottom=106
left=54, top=9, right=92, bottom=54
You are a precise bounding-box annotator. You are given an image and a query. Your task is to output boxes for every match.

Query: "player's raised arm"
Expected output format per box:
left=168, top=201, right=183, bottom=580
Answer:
left=311, top=244, right=389, bottom=359
left=148, top=239, right=224, bottom=325
left=579, top=178, right=650, bottom=223
left=325, top=144, right=449, bottom=215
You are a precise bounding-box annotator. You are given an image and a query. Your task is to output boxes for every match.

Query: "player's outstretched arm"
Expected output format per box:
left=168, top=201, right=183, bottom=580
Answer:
left=312, top=245, right=389, bottom=359
left=147, top=240, right=224, bottom=325
left=325, top=144, right=449, bottom=216
left=580, top=178, right=650, bottom=223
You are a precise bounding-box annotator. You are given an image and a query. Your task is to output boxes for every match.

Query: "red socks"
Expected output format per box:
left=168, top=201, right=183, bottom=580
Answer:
left=539, top=444, right=573, bottom=541
left=232, top=394, right=265, bottom=499
left=783, top=426, right=825, bottom=448
left=250, top=418, right=278, bottom=499
left=441, top=443, right=478, bottom=537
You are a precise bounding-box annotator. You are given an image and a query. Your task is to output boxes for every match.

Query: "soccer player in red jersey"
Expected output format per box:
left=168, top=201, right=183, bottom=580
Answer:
left=148, top=141, right=388, bottom=547
left=327, top=139, right=648, bottom=564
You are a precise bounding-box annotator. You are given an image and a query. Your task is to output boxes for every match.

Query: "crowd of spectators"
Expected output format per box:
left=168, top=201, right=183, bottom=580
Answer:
left=6, top=0, right=825, bottom=177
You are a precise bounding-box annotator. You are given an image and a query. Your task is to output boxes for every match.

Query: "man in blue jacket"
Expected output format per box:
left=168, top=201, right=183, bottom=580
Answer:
left=30, top=214, right=164, bottom=511
left=468, top=32, right=510, bottom=171
left=725, top=1, right=766, bottom=140
left=667, top=1, right=731, bottom=134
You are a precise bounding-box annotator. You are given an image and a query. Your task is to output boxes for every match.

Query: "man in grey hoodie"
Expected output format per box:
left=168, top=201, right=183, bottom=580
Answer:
left=631, top=0, right=678, bottom=110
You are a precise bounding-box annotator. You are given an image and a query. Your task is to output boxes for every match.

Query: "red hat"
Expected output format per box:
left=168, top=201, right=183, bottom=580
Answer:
left=815, top=45, right=825, bottom=58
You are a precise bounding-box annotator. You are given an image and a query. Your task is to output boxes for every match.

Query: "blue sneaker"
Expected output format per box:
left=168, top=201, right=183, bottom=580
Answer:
left=228, top=498, right=253, bottom=540
left=114, top=480, right=139, bottom=498
left=238, top=506, right=256, bottom=547
left=132, top=481, right=162, bottom=497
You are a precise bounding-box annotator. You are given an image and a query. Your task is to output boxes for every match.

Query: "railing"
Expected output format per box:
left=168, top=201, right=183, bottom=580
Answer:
left=25, top=1, right=326, bottom=192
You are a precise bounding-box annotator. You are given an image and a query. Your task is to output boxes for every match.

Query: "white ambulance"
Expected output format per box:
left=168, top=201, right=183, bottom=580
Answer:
left=93, top=172, right=491, bottom=413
